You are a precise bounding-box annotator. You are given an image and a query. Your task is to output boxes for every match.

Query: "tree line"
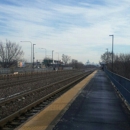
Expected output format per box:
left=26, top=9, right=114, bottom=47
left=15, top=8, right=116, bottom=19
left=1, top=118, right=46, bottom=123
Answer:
left=0, top=40, right=87, bottom=69
left=0, top=40, right=97, bottom=70
left=101, top=51, right=130, bottom=79
left=42, top=54, right=87, bottom=69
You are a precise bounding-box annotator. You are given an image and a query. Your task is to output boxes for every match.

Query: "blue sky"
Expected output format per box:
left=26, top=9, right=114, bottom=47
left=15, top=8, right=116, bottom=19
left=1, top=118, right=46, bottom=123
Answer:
left=0, top=0, right=130, bottom=64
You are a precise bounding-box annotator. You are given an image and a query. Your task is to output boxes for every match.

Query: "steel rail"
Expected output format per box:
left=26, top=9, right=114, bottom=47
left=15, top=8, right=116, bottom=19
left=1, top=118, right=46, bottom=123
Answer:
left=0, top=70, right=94, bottom=127
left=0, top=70, right=76, bottom=81
left=0, top=71, right=83, bottom=101
left=0, top=70, right=81, bottom=86
left=0, top=71, right=81, bottom=88
left=0, top=72, right=88, bottom=105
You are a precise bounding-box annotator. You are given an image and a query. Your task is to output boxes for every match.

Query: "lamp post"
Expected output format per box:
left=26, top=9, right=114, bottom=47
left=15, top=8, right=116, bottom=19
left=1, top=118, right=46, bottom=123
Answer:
left=109, top=35, right=114, bottom=72
left=52, top=50, right=54, bottom=64
left=33, top=44, right=36, bottom=68
left=3, top=47, right=7, bottom=63
left=20, top=41, right=32, bottom=66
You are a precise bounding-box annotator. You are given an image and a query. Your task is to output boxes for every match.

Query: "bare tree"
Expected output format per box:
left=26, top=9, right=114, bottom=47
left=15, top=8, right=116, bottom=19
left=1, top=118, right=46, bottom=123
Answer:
left=114, top=53, right=130, bottom=78
left=101, top=51, right=112, bottom=63
left=0, top=40, right=24, bottom=67
left=62, top=54, right=70, bottom=65
left=101, top=52, right=130, bottom=79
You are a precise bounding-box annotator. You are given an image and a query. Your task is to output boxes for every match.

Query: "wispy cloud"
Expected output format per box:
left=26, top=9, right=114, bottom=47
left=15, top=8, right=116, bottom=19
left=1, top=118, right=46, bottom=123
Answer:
left=0, top=0, right=130, bottom=63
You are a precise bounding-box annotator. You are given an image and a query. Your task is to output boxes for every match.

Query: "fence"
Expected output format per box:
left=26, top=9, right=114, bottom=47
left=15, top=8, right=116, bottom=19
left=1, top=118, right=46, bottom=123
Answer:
left=105, top=68, right=130, bottom=105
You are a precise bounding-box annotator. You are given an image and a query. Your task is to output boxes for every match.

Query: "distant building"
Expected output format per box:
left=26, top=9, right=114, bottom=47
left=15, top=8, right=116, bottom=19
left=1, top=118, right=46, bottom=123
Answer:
left=17, top=61, right=25, bottom=67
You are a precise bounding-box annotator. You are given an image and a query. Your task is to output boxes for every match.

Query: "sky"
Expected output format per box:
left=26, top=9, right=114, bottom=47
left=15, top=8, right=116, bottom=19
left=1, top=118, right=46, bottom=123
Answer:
left=0, top=0, right=130, bottom=64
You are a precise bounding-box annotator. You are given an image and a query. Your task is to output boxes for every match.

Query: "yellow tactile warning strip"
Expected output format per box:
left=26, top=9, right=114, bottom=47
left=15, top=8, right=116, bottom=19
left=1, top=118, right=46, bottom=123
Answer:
left=15, top=71, right=97, bottom=130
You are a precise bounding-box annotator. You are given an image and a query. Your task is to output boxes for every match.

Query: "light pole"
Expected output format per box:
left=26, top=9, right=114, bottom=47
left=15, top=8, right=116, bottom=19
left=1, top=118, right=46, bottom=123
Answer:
left=3, top=47, right=6, bottom=63
left=33, top=44, right=36, bottom=68
left=52, top=50, right=54, bottom=64
left=109, top=35, right=114, bottom=72
left=21, top=41, right=32, bottom=65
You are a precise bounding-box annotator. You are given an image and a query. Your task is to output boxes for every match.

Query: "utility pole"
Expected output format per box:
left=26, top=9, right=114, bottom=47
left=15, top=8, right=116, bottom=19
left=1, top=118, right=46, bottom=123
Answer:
left=52, top=50, right=54, bottom=63
left=109, top=35, right=114, bottom=72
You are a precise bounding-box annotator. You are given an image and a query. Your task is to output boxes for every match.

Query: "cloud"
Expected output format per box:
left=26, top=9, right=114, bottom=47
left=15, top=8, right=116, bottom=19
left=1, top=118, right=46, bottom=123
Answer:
left=0, top=0, right=130, bottom=63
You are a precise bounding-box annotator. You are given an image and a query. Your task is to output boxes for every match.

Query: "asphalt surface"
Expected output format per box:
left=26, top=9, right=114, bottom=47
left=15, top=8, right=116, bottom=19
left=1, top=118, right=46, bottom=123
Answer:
left=53, top=70, right=130, bottom=130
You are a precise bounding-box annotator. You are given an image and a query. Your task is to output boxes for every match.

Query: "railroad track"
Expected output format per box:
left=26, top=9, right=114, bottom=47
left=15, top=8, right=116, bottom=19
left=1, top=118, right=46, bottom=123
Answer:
left=0, top=70, right=83, bottom=101
left=0, top=70, right=80, bottom=85
left=0, top=70, right=94, bottom=130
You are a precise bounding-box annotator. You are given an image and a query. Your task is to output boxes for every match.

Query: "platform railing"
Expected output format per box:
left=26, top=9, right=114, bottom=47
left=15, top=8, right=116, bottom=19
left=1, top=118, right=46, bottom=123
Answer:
left=104, top=68, right=130, bottom=105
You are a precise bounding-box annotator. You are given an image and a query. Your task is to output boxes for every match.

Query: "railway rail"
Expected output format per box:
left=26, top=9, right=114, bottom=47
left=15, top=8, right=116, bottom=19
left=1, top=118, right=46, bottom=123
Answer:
left=0, top=70, right=80, bottom=84
left=0, top=70, right=83, bottom=101
left=0, top=69, right=94, bottom=129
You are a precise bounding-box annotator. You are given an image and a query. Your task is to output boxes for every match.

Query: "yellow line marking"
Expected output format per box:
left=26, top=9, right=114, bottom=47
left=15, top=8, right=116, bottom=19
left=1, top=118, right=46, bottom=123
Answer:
left=15, top=71, right=97, bottom=130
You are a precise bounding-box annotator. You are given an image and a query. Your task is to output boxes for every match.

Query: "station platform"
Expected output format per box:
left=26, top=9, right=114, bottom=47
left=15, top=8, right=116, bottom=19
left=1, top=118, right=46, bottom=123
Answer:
left=16, top=70, right=130, bottom=130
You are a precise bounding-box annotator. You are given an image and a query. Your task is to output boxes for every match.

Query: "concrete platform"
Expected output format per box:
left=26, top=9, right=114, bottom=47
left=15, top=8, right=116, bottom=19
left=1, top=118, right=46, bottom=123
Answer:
left=53, top=70, right=130, bottom=130
left=16, top=71, right=96, bottom=130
